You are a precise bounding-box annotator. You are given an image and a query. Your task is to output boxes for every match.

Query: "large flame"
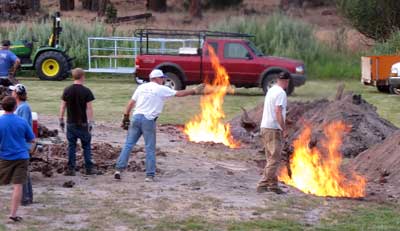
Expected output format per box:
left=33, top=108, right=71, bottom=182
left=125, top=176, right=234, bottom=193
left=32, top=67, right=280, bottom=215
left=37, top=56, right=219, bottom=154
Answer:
left=183, top=46, right=240, bottom=148
left=279, top=121, right=366, bottom=198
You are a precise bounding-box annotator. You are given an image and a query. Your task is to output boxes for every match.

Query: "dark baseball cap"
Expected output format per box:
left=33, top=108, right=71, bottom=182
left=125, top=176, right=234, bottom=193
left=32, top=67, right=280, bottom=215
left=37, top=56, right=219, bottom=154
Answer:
left=278, top=72, right=291, bottom=79
left=1, top=40, right=11, bottom=46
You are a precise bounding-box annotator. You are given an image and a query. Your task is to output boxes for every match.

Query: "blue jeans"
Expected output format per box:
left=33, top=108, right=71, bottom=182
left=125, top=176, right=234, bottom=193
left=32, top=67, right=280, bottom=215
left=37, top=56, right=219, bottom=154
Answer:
left=116, top=114, right=156, bottom=177
left=66, top=124, right=93, bottom=170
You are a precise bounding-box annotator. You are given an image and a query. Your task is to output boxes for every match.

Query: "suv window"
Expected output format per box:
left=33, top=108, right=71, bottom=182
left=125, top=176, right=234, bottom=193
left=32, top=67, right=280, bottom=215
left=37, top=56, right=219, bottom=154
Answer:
left=224, top=43, right=248, bottom=59
left=206, top=42, right=218, bottom=55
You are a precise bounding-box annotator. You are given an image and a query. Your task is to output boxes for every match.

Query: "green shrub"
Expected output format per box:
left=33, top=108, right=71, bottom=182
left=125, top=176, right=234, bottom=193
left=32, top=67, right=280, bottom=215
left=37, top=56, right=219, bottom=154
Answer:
left=211, top=13, right=359, bottom=79
left=373, top=30, right=400, bottom=55
left=337, top=0, right=400, bottom=41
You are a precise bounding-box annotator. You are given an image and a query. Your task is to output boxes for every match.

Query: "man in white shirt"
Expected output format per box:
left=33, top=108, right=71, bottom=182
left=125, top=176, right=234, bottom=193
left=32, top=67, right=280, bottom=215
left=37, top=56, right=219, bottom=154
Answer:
left=114, top=69, right=204, bottom=182
left=257, top=72, right=290, bottom=194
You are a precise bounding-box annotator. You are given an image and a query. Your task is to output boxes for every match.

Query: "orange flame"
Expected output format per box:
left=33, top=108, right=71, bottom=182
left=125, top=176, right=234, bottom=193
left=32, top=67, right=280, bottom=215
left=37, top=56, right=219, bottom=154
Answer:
left=183, top=46, right=240, bottom=148
left=279, top=121, right=366, bottom=198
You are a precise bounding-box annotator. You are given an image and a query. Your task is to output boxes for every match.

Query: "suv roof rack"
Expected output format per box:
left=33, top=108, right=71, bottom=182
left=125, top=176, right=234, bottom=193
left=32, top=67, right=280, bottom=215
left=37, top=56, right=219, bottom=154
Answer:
left=134, top=28, right=254, bottom=39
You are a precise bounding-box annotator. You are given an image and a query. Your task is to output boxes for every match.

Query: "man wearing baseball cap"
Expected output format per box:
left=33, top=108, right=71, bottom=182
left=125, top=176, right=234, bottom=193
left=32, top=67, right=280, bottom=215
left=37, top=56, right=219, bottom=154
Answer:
left=257, top=71, right=290, bottom=194
left=0, top=40, right=20, bottom=86
left=114, top=69, right=204, bottom=182
left=10, top=84, right=34, bottom=206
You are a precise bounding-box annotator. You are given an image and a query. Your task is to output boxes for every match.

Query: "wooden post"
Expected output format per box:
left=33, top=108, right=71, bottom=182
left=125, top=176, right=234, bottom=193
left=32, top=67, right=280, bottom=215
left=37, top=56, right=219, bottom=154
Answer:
left=189, top=0, right=202, bottom=19
left=60, top=0, right=74, bottom=11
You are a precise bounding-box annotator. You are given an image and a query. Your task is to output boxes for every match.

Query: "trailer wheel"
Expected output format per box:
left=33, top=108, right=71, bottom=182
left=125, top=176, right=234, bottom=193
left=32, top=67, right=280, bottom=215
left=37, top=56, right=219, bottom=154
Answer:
left=389, top=85, right=400, bottom=95
left=377, top=85, right=390, bottom=93
left=262, top=73, right=294, bottom=95
left=35, top=51, right=70, bottom=81
left=164, top=72, right=184, bottom=90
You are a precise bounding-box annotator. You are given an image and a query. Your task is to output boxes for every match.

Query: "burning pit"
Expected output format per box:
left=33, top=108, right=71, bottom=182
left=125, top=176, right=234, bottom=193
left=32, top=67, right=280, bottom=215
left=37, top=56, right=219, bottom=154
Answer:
left=184, top=46, right=239, bottom=148
left=230, top=88, right=399, bottom=198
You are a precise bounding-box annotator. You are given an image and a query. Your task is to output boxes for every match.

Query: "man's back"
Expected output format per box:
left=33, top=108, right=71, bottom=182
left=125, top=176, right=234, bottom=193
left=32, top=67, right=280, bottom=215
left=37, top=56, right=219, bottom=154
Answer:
left=0, top=50, right=17, bottom=76
left=260, top=85, right=287, bottom=130
left=62, top=84, right=95, bottom=125
left=132, top=82, right=176, bottom=120
left=0, top=114, right=35, bottom=160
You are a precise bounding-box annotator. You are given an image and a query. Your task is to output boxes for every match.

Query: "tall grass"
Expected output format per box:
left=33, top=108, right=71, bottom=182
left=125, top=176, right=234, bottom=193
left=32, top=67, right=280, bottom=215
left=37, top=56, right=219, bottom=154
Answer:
left=373, top=30, right=400, bottom=55
left=0, top=19, right=130, bottom=68
left=211, top=13, right=360, bottom=79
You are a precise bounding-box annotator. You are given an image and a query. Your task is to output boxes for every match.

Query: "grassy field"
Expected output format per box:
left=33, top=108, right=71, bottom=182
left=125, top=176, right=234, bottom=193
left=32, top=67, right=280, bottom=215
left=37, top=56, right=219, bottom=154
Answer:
left=19, top=76, right=400, bottom=127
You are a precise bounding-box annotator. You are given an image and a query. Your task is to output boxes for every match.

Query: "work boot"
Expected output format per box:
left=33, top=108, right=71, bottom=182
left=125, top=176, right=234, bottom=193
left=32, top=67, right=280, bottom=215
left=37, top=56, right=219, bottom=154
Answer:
left=64, top=168, right=76, bottom=176
left=85, top=168, right=103, bottom=175
left=269, top=187, right=286, bottom=195
left=114, top=171, right=121, bottom=180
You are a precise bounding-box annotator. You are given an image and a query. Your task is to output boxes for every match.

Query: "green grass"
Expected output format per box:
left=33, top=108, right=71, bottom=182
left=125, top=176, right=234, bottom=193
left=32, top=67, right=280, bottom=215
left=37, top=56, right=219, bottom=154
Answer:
left=20, top=76, right=265, bottom=124
left=316, top=205, right=400, bottom=231
left=20, top=77, right=400, bottom=127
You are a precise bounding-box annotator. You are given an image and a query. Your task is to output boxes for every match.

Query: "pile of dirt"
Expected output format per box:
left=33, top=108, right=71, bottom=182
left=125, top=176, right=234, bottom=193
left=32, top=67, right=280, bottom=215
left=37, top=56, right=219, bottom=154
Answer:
left=30, top=142, right=167, bottom=177
left=352, top=130, right=400, bottom=184
left=230, top=91, right=398, bottom=158
left=38, top=123, right=58, bottom=138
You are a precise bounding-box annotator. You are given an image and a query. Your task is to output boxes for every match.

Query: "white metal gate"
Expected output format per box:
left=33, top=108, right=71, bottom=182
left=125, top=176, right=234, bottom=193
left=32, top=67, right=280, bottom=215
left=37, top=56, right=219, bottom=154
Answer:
left=86, top=36, right=200, bottom=74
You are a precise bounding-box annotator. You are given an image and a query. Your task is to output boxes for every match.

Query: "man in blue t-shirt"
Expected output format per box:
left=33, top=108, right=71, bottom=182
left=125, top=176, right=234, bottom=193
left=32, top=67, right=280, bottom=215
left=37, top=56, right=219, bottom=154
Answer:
left=10, top=84, right=34, bottom=206
left=0, top=96, right=35, bottom=222
left=0, top=40, right=20, bottom=86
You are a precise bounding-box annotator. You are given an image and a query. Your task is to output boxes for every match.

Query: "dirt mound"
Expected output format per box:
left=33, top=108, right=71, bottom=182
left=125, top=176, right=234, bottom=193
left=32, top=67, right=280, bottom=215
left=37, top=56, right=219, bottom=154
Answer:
left=30, top=142, right=167, bottom=177
left=352, top=130, right=400, bottom=184
left=230, top=92, right=398, bottom=157
left=38, top=123, right=58, bottom=138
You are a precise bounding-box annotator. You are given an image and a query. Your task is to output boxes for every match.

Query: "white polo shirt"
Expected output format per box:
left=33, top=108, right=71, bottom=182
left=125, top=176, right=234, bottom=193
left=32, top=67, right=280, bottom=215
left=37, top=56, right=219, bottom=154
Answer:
left=132, top=82, right=177, bottom=120
left=260, top=85, right=287, bottom=130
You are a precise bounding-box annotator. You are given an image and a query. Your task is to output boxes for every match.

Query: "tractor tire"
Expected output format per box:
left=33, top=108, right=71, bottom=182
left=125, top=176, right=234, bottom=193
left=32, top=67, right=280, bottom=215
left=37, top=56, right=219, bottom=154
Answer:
left=262, top=73, right=294, bottom=96
left=35, top=51, right=70, bottom=81
left=164, top=72, right=184, bottom=90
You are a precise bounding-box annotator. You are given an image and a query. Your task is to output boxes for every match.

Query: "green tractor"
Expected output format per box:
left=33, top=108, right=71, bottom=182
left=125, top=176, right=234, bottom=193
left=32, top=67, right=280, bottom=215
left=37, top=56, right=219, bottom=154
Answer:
left=10, top=12, right=73, bottom=81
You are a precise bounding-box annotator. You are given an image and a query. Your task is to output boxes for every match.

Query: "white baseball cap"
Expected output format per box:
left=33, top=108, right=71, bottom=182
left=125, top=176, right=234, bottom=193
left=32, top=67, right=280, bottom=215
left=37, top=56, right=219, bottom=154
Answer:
left=149, top=69, right=167, bottom=79
left=9, top=84, right=27, bottom=95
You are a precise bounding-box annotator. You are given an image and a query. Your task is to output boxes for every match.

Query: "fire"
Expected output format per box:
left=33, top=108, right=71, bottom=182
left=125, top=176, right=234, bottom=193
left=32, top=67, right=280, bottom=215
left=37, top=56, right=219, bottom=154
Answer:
left=183, top=46, right=240, bottom=148
left=279, top=121, right=366, bottom=198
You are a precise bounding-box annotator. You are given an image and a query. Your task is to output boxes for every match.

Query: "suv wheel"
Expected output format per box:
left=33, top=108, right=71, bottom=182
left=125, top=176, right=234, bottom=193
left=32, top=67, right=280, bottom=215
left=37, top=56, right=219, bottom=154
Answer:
left=164, top=72, right=184, bottom=90
left=262, top=73, right=294, bottom=95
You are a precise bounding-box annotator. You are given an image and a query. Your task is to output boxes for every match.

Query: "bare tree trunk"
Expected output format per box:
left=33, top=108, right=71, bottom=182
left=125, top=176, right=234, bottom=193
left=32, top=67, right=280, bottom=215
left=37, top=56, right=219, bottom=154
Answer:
left=148, top=0, right=167, bottom=12
left=82, top=0, right=109, bottom=15
left=189, top=0, right=202, bottom=19
left=60, top=0, right=75, bottom=11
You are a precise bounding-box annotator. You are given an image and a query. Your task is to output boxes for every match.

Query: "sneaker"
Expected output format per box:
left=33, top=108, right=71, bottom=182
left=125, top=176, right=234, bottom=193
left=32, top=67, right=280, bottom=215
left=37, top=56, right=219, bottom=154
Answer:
left=64, top=169, right=76, bottom=176
left=256, top=186, right=269, bottom=193
left=114, top=171, right=121, bottom=180
left=145, top=176, right=155, bottom=182
left=85, top=168, right=103, bottom=175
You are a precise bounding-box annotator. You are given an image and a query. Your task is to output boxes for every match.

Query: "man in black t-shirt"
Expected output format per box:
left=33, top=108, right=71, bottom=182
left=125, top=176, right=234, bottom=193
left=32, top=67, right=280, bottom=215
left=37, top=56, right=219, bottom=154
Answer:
left=59, top=68, right=101, bottom=176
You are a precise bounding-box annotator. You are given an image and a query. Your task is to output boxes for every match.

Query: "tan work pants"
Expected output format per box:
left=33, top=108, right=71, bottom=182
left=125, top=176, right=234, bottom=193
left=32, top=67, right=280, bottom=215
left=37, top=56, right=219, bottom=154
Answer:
left=257, top=128, right=283, bottom=189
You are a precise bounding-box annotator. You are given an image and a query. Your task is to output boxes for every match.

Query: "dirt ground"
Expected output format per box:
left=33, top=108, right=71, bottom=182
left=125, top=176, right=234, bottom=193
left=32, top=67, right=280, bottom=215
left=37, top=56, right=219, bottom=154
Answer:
left=0, top=113, right=398, bottom=230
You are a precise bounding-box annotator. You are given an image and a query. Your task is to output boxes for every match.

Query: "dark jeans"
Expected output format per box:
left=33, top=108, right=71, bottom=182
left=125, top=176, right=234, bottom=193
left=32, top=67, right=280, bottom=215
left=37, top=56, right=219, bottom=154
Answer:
left=66, top=123, right=93, bottom=170
left=22, top=172, right=33, bottom=204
